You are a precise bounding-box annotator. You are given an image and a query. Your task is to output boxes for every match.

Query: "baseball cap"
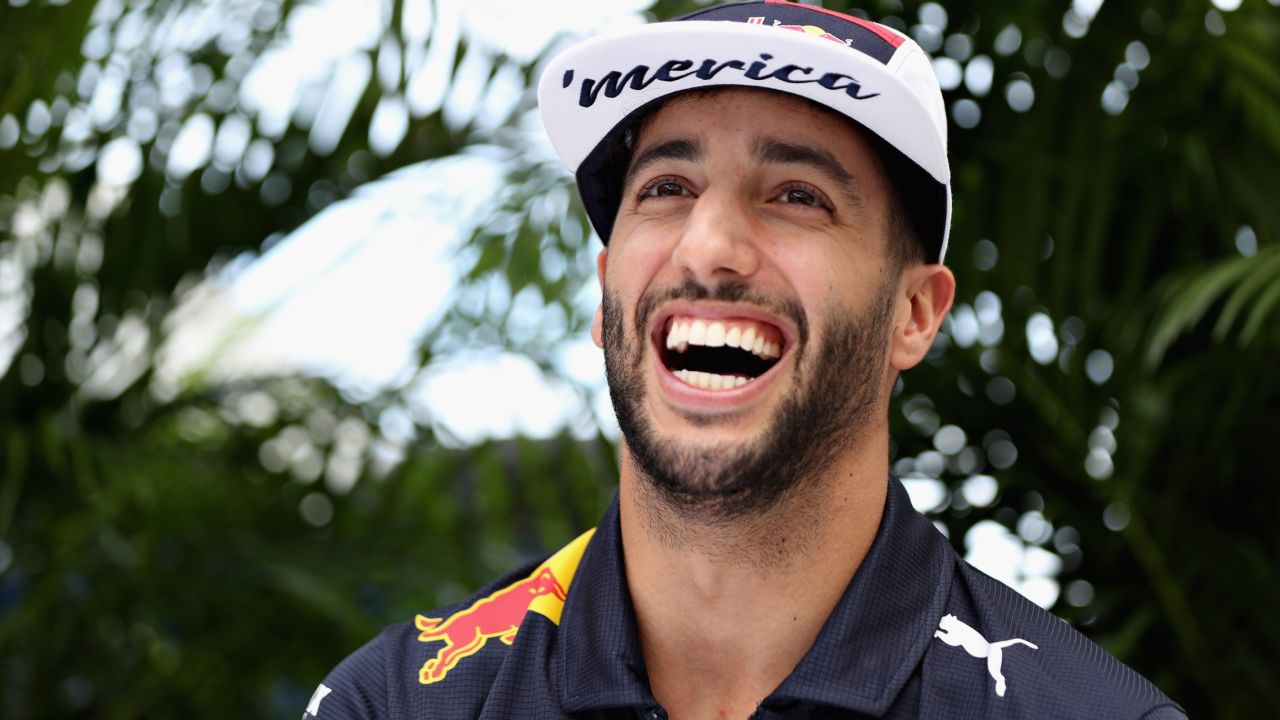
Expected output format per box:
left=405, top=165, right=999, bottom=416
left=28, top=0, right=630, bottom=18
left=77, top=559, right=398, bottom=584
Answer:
left=537, top=0, right=952, bottom=263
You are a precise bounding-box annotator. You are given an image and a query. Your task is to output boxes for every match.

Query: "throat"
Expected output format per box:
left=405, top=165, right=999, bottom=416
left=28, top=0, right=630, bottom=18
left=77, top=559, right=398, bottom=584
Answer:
left=627, top=528, right=832, bottom=720
left=621, top=480, right=877, bottom=720
left=617, top=454, right=888, bottom=720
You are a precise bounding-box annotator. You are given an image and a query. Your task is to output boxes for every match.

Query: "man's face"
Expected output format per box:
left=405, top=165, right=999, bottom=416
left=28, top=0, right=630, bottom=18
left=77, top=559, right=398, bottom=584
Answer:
left=594, top=88, right=903, bottom=519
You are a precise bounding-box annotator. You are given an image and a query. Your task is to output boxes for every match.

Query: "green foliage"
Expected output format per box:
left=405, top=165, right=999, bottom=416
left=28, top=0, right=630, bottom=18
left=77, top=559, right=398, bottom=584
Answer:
left=1, top=379, right=614, bottom=717
left=1, top=0, right=1277, bottom=718
left=1126, top=245, right=1280, bottom=363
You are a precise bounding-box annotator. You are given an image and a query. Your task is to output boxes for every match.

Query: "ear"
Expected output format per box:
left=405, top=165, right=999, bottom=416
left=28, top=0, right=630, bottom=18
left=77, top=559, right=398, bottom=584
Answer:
left=889, top=263, right=955, bottom=372
left=591, top=249, right=608, bottom=349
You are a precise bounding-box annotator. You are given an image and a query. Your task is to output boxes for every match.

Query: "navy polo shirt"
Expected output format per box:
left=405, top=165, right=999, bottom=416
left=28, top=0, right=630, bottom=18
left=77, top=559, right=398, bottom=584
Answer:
left=308, top=478, right=1184, bottom=719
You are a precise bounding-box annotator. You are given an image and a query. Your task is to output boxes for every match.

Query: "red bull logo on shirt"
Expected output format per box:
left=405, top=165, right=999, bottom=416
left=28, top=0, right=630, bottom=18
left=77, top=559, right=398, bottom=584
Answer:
left=415, top=529, right=595, bottom=685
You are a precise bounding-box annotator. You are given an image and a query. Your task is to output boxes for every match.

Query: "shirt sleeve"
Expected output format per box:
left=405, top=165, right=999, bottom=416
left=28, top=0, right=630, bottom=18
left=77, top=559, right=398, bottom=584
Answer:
left=303, top=632, right=390, bottom=720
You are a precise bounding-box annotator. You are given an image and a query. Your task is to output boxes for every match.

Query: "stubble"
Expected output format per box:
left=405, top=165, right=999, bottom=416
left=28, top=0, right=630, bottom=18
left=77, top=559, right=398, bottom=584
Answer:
left=602, top=276, right=896, bottom=548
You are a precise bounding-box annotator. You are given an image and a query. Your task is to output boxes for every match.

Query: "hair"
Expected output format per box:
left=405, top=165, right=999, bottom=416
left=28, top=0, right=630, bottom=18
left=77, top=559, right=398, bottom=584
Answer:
left=871, top=132, right=930, bottom=274
left=614, top=88, right=931, bottom=274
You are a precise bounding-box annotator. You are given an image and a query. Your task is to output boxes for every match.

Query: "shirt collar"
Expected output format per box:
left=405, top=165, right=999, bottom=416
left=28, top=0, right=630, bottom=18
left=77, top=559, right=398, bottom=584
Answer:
left=766, top=477, right=952, bottom=714
left=557, top=495, right=654, bottom=712
left=556, top=478, right=953, bottom=715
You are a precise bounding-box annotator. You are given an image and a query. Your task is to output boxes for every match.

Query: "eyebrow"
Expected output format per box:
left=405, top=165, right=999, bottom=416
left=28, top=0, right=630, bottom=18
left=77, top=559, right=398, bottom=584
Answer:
left=624, top=137, right=702, bottom=191
left=753, top=138, right=862, bottom=208
left=621, top=135, right=862, bottom=208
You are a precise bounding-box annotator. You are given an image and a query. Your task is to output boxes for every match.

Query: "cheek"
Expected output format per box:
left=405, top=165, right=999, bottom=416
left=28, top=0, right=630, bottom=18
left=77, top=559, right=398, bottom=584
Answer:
left=603, top=236, right=676, bottom=299
left=773, top=252, right=844, bottom=305
left=781, top=244, right=882, bottom=303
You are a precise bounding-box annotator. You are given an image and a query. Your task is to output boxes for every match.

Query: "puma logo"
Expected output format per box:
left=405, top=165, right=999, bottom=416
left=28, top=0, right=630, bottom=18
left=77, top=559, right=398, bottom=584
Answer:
left=934, top=614, right=1038, bottom=697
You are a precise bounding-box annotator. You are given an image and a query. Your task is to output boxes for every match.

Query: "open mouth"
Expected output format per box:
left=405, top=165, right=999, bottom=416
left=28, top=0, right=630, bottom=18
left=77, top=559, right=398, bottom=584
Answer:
left=658, top=315, right=785, bottom=391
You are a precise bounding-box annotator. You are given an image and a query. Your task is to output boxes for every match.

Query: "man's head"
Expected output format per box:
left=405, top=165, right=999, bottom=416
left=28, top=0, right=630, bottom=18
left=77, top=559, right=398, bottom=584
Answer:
left=539, top=0, right=953, bottom=262
left=538, top=2, right=955, bottom=520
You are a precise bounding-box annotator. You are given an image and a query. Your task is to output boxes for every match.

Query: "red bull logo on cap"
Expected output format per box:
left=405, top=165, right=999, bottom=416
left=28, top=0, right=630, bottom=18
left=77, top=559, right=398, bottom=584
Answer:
left=748, top=16, right=853, bottom=47
left=415, top=529, right=595, bottom=684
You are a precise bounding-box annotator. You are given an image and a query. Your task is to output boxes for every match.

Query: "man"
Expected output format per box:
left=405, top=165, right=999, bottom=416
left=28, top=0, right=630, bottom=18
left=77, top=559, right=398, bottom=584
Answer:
left=308, top=2, right=1184, bottom=718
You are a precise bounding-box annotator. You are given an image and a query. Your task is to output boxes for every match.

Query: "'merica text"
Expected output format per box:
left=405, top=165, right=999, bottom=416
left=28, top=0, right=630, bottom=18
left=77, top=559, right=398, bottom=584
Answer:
left=565, top=54, right=880, bottom=108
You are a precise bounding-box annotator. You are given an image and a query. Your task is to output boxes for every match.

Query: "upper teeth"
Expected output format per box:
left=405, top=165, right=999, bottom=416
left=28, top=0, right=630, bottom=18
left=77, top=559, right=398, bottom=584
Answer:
left=665, top=318, right=781, bottom=359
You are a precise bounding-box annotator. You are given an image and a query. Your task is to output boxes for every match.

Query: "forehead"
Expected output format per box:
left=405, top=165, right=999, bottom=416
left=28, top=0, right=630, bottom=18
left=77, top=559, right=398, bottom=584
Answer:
left=632, top=88, right=880, bottom=163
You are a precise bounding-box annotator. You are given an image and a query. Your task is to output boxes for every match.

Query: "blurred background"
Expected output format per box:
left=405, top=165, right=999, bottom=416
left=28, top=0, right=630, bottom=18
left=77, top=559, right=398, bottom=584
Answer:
left=1, top=0, right=1277, bottom=716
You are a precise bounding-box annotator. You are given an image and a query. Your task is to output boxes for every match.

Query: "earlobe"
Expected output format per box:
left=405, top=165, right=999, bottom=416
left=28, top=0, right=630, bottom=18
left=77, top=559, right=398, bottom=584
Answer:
left=592, top=249, right=608, bottom=349
left=592, top=305, right=604, bottom=348
left=889, top=264, right=955, bottom=372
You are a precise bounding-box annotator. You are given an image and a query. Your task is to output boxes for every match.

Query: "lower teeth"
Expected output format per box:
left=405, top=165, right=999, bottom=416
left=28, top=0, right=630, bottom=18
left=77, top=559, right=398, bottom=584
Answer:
left=674, top=369, right=750, bottom=390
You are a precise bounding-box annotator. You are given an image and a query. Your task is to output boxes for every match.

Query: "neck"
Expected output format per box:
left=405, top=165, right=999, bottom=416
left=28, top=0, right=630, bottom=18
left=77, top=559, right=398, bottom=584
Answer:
left=618, top=436, right=889, bottom=720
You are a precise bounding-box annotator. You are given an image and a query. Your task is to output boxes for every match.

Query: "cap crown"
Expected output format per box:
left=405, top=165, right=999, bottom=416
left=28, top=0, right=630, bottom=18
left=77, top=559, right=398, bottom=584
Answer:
left=538, top=0, right=952, bottom=262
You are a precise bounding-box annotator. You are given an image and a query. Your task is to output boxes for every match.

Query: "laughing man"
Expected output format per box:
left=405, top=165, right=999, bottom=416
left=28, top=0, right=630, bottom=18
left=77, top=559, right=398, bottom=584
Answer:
left=308, top=3, right=1184, bottom=718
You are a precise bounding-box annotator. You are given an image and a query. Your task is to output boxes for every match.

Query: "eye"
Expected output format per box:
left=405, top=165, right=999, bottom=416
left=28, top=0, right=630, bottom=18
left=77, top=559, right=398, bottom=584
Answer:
left=640, top=178, right=693, bottom=199
left=774, top=184, right=829, bottom=209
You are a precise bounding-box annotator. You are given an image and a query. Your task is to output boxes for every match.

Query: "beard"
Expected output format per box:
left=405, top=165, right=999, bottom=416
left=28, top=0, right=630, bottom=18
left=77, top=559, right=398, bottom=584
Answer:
left=601, top=277, right=895, bottom=524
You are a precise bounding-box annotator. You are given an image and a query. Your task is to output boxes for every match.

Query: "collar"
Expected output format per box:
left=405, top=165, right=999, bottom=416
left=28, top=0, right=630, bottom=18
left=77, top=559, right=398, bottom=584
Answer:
left=556, top=477, right=953, bottom=715
left=557, top=495, right=653, bottom=712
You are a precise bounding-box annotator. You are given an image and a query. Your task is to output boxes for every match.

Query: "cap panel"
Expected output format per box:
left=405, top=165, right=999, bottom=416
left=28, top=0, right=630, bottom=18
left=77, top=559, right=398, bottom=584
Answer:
left=889, top=44, right=948, bottom=158
left=683, top=0, right=905, bottom=64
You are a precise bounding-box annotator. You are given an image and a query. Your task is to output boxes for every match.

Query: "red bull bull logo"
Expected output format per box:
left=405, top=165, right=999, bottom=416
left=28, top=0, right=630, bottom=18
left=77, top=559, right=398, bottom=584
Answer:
left=415, top=567, right=566, bottom=683
left=415, top=529, right=595, bottom=685
left=748, top=16, right=853, bottom=47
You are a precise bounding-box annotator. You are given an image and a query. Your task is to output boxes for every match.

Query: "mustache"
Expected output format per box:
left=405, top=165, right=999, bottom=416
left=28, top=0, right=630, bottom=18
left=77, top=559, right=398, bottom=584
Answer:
left=633, top=278, right=809, bottom=348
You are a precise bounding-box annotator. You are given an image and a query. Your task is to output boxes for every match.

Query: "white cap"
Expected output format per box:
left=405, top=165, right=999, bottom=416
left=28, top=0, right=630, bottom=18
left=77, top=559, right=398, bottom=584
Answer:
left=538, top=0, right=952, bottom=262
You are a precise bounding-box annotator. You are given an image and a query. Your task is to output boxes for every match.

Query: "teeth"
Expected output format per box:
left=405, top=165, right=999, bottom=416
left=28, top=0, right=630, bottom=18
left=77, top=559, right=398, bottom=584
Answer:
left=688, top=320, right=707, bottom=346
left=674, top=369, right=752, bottom=391
left=666, top=321, right=689, bottom=351
left=663, top=317, right=782, bottom=359
left=725, top=326, right=741, bottom=348
left=705, top=322, right=726, bottom=347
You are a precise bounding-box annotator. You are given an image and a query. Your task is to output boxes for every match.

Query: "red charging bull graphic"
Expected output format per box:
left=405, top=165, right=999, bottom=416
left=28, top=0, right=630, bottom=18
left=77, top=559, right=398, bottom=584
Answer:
left=748, top=16, right=853, bottom=47
left=416, top=567, right=566, bottom=684
left=414, top=529, right=594, bottom=685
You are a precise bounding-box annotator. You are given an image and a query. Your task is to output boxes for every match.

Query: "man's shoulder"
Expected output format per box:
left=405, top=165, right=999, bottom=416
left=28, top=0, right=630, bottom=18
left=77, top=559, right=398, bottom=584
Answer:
left=923, top=558, right=1185, bottom=719
left=307, top=524, right=603, bottom=720
left=306, top=559, right=551, bottom=720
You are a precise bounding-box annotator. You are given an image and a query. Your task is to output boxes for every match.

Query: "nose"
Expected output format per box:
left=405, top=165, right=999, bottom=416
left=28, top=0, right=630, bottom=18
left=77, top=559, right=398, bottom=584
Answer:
left=669, top=190, right=761, bottom=284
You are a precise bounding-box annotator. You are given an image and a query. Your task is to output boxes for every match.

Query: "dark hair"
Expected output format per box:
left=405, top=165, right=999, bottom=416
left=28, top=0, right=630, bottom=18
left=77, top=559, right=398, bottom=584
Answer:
left=869, top=132, right=930, bottom=273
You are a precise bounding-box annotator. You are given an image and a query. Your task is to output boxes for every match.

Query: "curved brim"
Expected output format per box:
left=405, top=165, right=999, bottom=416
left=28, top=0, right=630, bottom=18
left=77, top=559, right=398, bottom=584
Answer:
left=538, top=20, right=952, bottom=261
